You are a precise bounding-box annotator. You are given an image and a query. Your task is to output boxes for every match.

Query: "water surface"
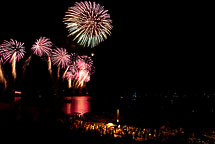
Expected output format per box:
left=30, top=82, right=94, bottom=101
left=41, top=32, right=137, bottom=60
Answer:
left=62, top=96, right=91, bottom=115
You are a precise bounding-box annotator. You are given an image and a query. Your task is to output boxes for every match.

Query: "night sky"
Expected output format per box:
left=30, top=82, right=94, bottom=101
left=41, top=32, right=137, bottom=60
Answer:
left=0, top=1, right=213, bottom=97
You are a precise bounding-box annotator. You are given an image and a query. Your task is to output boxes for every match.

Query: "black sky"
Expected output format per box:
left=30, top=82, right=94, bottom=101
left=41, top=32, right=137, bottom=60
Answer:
left=0, top=1, right=214, bottom=96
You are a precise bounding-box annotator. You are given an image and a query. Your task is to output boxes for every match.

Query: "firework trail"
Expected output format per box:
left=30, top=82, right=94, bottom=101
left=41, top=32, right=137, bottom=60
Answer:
left=51, top=48, right=71, bottom=79
left=66, top=65, right=79, bottom=88
left=0, top=39, right=25, bottom=80
left=62, top=65, right=70, bottom=80
left=32, top=37, right=53, bottom=77
left=11, top=53, right=16, bottom=79
left=76, top=70, right=89, bottom=88
left=0, top=49, right=7, bottom=88
left=64, top=1, right=113, bottom=48
left=48, top=56, right=53, bottom=78
left=0, top=64, right=7, bottom=89
left=66, top=69, right=77, bottom=88
left=22, top=55, right=32, bottom=75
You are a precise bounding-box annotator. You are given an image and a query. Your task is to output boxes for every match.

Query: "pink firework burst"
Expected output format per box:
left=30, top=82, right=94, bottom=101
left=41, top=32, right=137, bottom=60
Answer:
left=76, top=59, right=88, bottom=70
left=0, top=56, right=3, bottom=64
left=51, top=48, right=71, bottom=69
left=73, top=55, right=94, bottom=87
left=84, top=74, right=90, bottom=82
left=31, top=37, right=53, bottom=56
left=0, top=39, right=25, bottom=63
left=64, top=53, right=95, bottom=88
left=66, top=66, right=78, bottom=81
left=77, top=69, right=89, bottom=81
left=77, top=55, right=93, bottom=72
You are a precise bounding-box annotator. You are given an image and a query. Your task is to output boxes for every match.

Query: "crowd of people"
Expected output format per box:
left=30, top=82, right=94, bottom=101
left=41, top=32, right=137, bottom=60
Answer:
left=53, top=113, right=215, bottom=144
left=57, top=115, right=188, bottom=143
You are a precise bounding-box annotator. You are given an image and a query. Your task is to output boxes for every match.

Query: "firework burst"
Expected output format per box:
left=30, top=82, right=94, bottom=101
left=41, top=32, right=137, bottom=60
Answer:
left=64, top=1, right=113, bottom=48
left=31, top=37, right=53, bottom=57
left=0, top=39, right=25, bottom=63
left=62, top=53, right=79, bottom=80
left=76, top=70, right=89, bottom=88
left=0, top=39, right=25, bottom=80
left=77, top=55, right=94, bottom=73
left=66, top=67, right=78, bottom=81
left=51, top=48, right=71, bottom=69
left=52, top=48, right=71, bottom=79
left=77, top=55, right=95, bottom=87
left=66, top=54, right=94, bottom=88
left=32, top=37, right=53, bottom=77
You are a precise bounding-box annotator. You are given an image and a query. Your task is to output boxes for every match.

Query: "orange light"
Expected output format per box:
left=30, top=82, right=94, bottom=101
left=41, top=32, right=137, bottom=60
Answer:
left=117, top=109, right=119, bottom=123
left=91, top=52, right=95, bottom=57
left=106, top=123, right=116, bottom=127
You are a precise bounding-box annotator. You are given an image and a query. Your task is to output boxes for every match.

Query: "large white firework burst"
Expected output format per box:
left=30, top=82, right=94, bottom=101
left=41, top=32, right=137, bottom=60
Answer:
left=64, top=1, right=113, bottom=48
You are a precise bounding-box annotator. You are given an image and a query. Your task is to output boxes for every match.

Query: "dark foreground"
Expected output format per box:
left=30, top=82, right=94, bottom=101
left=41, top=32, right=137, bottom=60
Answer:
left=1, top=98, right=215, bottom=144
